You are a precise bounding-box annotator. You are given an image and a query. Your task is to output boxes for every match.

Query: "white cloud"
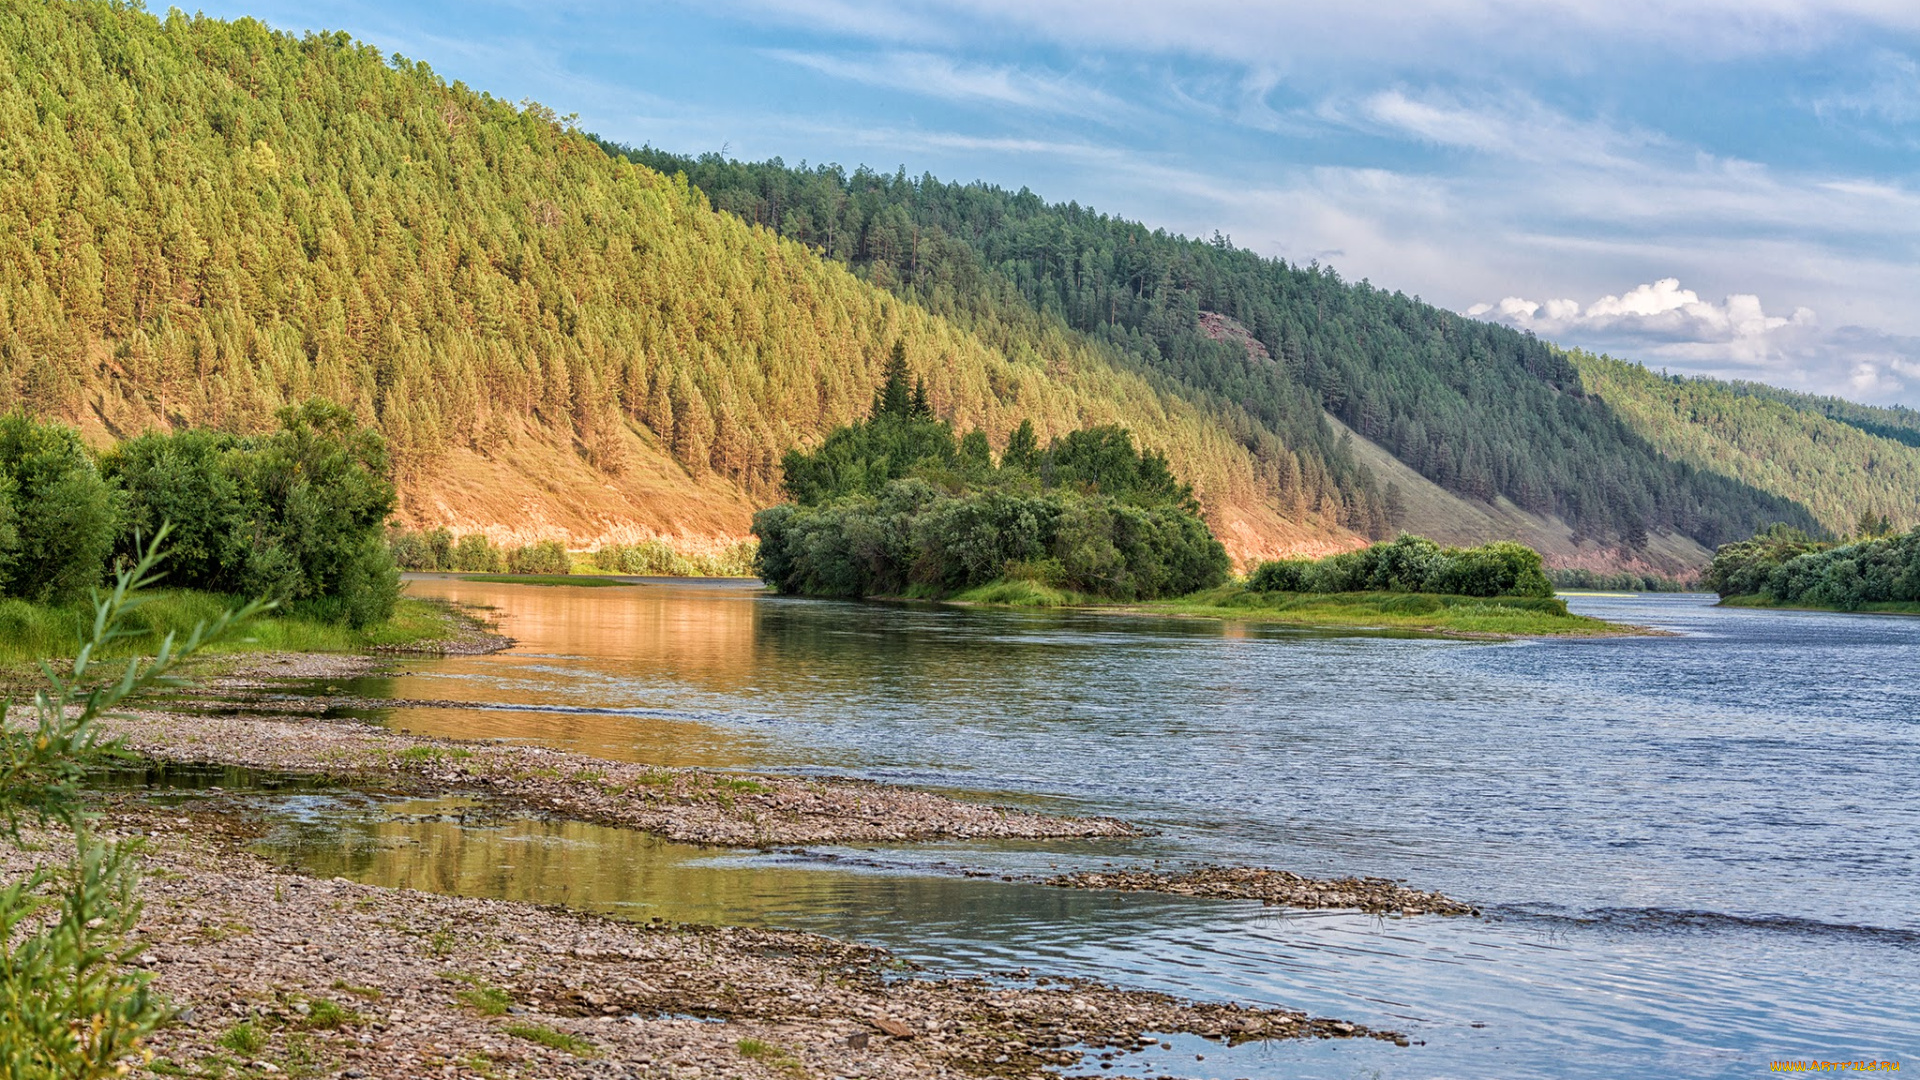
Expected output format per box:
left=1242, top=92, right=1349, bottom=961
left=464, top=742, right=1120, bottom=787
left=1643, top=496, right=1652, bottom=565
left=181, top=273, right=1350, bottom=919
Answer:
left=1461, top=279, right=1920, bottom=399
left=1468, top=278, right=1815, bottom=361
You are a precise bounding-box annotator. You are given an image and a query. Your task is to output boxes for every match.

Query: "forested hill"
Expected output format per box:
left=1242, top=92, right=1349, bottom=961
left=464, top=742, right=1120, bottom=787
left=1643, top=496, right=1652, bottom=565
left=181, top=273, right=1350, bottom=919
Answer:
left=0, top=0, right=1375, bottom=560
left=621, top=148, right=1826, bottom=552
left=1574, top=354, right=1920, bottom=536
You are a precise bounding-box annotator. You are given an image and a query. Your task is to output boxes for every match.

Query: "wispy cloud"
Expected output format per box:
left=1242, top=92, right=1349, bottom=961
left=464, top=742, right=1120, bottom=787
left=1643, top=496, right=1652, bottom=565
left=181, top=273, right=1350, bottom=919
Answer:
left=1814, top=49, right=1920, bottom=125
left=764, top=49, right=1126, bottom=120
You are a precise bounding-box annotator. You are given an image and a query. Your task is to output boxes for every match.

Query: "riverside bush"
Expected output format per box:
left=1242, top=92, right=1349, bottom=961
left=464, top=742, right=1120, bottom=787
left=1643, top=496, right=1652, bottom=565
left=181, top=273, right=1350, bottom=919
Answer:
left=0, top=413, right=121, bottom=603
left=1247, top=535, right=1554, bottom=599
left=1, top=532, right=270, bottom=1077
left=754, top=359, right=1229, bottom=600
left=104, top=401, right=400, bottom=627
left=1706, top=524, right=1920, bottom=609
left=507, top=540, right=572, bottom=576
left=590, top=539, right=757, bottom=577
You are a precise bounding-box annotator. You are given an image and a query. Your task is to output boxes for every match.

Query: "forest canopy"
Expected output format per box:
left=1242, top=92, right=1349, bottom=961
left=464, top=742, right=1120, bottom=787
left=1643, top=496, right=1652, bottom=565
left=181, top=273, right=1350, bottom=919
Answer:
left=619, top=146, right=1820, bottom=550
left=753, top=347, right=1230, bottom=600
left=0, top=0, right=1360, bottom=559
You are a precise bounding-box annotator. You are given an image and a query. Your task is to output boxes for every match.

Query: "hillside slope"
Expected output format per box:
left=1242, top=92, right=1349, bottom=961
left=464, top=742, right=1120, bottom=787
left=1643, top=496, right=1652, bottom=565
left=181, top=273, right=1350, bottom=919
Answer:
left=0, top=0, right=1360, bottom=561
left=1326, top=412, right=1712, bottom=575
left=1574, top=353, right=1920, bottom=536
left=624, top=149, right=1822, bottom=553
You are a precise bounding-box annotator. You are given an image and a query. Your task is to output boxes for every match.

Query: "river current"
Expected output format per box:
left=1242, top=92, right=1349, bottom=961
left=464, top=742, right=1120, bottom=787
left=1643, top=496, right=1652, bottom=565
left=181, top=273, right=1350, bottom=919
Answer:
left=244, top=580, right=1917, bottom=1078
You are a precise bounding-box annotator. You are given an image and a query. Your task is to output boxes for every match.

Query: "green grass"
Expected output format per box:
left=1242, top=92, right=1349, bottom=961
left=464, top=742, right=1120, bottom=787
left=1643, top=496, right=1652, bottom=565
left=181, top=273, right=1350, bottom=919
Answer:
left=936, top=578, right=1626, bottom=636
left=1718, top=594, right=1920, bottom=616
left=943, top=579, right=1097, bottom=607
left=296, top=997, right=360, bottom=1030
left=933, top=578, right=1626, bottom=636
left=1146, top=586, right=1626, bottom=637
left=217, top=1021, right=266, bottom=1055
left=0, top=591, right=473, bottom=664
left=735, top=1038, right=804, bottom=1073
left=452, top=574, right=634, bottom=587
left=504, top=1022, right=598, bottom=1056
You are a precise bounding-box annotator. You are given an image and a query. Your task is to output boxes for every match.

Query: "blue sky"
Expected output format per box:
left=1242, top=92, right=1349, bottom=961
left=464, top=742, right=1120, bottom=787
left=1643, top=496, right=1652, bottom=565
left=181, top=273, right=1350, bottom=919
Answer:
left=192, top=0, right=1920, bottom=405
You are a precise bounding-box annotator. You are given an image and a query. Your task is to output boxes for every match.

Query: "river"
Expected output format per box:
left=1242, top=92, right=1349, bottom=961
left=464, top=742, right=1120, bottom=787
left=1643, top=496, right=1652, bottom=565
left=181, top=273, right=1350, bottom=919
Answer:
left=240, top=580, right=1917, bottom=1078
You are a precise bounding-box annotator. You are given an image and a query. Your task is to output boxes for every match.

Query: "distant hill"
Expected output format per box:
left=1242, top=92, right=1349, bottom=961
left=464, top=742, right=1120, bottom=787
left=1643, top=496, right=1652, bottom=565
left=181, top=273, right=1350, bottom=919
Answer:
left=620, top=149, right=1826, bottom=553
left=0, top=0, right=1365, bottom=562
left=1573, top=353, right=1920, bottom=536
left=9, top=1, right=1908, bottom=573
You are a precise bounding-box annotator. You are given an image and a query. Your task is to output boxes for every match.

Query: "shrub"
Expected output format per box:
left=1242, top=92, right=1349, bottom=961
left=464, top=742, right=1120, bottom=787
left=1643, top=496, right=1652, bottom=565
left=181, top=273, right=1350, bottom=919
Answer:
left=508, top=540, right=571, bottom=576
left=451, top=533, right=506, bottom=573
left=1, top=533, right=270, bottom=1077
left=1247, top=559, right=1309, bottom=592
left=1246, top=535, right=1553, bottom=599
left=1713, top=526, right=1920, bottom=609
left=105, top=400, right=398, bottom=625
left=0, top=413, right=121, bottom=603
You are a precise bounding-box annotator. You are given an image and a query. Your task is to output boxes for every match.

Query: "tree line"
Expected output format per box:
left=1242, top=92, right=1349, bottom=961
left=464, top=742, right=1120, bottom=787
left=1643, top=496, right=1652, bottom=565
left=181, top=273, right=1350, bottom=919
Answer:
left=0, top=400, right=396, bottom=625
left=753, top=344, right=1231, bottom=599
left=1705, top=522, right=1920, bottom=610
left=618, top=147, right=1817, bottom=550
left=0, top=0, right=1353, bottom=555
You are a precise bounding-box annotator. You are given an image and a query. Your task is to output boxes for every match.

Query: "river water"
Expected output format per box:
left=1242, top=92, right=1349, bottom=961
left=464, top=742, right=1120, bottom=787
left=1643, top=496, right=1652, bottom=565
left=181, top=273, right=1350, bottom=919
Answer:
left=244, top=580, right=1917, bottom=1078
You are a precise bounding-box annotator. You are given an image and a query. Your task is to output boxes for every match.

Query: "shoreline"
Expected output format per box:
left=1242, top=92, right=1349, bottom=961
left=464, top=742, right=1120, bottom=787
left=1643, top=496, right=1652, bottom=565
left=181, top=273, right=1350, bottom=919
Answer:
left=116, top=654, right=1135, bottom=847
left=1716, top=594, right=1920, bottom=617
left=13, top=802, right=1401, bottom=1080
left=118, top=650, right=1480, bottom=912
left=13, top=644, right=1492, bottom=1073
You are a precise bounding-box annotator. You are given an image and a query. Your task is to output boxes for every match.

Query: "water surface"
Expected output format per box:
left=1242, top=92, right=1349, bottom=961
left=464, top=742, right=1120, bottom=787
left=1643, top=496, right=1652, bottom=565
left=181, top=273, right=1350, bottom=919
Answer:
left=251, top=581, right=1917, bottom=1078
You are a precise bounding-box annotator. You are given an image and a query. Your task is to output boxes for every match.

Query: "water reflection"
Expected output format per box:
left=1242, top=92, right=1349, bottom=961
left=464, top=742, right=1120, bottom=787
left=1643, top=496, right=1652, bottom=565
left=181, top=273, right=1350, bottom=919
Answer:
left=302, top=581, right=1920, bottom=1079
left=248, top=790, right=1916, bottom=1080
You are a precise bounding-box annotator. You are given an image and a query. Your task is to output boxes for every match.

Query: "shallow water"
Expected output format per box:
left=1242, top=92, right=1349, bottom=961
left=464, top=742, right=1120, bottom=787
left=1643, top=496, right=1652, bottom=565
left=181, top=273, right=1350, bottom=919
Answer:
left=247, top=581, right=1917, bottom=1078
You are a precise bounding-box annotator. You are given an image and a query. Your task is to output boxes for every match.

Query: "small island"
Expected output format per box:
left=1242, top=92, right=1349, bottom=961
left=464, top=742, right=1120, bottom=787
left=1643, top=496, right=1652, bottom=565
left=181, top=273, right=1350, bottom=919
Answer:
left=752, top=345, right=1628, bottom=639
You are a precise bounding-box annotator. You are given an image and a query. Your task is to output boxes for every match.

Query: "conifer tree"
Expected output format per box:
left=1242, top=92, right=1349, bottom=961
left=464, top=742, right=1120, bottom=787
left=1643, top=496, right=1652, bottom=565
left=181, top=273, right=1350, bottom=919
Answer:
left=873, top=339, right=914, bottom=420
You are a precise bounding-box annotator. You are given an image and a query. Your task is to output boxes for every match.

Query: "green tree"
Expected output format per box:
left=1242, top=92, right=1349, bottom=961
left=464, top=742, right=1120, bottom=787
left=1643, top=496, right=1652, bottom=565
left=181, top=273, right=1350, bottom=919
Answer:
left=0, top=413, right=120, bottom=603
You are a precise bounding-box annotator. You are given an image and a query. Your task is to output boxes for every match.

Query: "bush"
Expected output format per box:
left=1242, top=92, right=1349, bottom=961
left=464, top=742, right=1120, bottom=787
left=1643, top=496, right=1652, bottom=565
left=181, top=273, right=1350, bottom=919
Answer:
left=0, top=413, right=121, bottom=603
left=1710, top=525, right=1920, bottom=609
left=452, top=533, right=505, bottom=573
left=1247, top=559, right=1309, bottom=592
left=588, top=538, right=758, bottom=577
left=2, top=536, right=271, bottom=1077
left=754, top=482, right=1227, bottom=600
left=1246, top=535, right=1553, bottom=599
left=508, top=540, right=571, bottom=576
left=105, top=400, right=398, bottom=624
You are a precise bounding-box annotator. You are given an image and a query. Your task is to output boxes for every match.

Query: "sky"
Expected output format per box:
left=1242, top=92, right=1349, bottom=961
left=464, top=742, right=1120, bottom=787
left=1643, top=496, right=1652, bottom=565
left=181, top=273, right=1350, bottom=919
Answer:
left=193, top=0, right=1920, bottom=406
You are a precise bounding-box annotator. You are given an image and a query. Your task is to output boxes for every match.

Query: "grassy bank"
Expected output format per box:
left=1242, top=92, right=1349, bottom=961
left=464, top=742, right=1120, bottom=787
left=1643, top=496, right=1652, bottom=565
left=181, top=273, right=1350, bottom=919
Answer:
left=0, top=591, right=473, bottom=664
left=1718, top=595, right=1920, bottom=617
left=1153, top=587, right=1623, bottom=636
left=946, top=579, right=1627, bottom=636
left=446, top=574, right=638, bottom=588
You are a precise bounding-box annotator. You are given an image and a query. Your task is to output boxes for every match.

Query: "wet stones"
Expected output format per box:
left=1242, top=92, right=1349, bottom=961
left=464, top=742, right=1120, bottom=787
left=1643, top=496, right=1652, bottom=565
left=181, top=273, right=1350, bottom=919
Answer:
left=1044, top=865, right=1477, bottom=916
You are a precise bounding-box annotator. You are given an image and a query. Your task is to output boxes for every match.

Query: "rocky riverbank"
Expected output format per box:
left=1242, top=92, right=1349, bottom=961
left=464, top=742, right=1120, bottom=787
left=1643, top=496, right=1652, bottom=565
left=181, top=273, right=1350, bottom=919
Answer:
left=110, top=654, right=1135, bottom=846
left=6, top=800, right=1401, bottom=1079
left=1045, top=866, right=1477, bottom=916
